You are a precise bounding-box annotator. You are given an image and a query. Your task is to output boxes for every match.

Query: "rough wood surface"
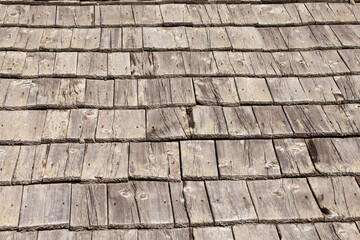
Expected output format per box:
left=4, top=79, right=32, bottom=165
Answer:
left=278, top=224, right=319, bottom=240
left=85, top=80, right=114, bottom=107
left=0, top=146, right=20, bottom=185
left=233, top=224, right=280, bottom=240
left=92, top=230, right=137, bottom=240
left=38, top=230, right=91, bottom=240
left=169, top=182, right=189, bottom=227
left=193, top=227, right=234, bottom=240
left=191, top=106, right=228, bottom=138
left=334, top=75, right=360, bottom=101
left=267, top=77, right=308, bottom=103
left=223, top=106, right=261, bottom=137
left=42, top=110, right=70, bottom=141
left=0, top=186, right=22, bottom=229
left=12, top=146, right=36, bottom=184
left=139, top=229, right=191, bottom=240
left=67, top=109, right=98, bottom=141
left=235, top=77, right=273, bottom=104
left=114, top=79, right=138, bottom=108
left=315, top=222, right=360, bottom=240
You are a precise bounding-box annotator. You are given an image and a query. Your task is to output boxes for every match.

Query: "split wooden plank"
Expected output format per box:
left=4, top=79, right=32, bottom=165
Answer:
left=130, top=52, right=154, bottom=76
left=223, top=106, right=261, bottom=137
left=0, top=110, right=46, bottom=143
left=3, top=5, right=30, bottom=25
left=42, top=110, right=70, bottom=141
left=247, top=178, right=323, bottom=221
left=193, top=227, right=233, bottom=240
left=92, top=230, right=137, bottom=240
left=108, top=52, right=131, bottom=77
left=77, top=53, right=107, bottom=77
left=96, top=110, right=145, bottom=141
left=38, top=230, right=91, bottom=240
left=339, top=49, right=360, bottom=73
left=100, top=28, right=122, bottom=50
left=143, top=27, right=188, bottom=50
left=243, top=52, right=281, bottom=77
left=0, top=231, right=38, bottom=240
left=133, top=5, right=163, bottom=25
left=43, top=143, right=85, bottom=182
left=257, top=27, right=288, bottom=51
left=183, top=181, right=213, bottom=226
left=309, top=25, right=341, bottom=48
left=226, top=27, right=263, bottom=50
left=253, top=106, right=293, bottom=136
left=54, top=52, right=77, bottom=76
left=284, top=105, right=335, bottom=135
left=343, top=104, right=360, bottom=131
left=40, top=29, right=72, bottom=50
left=160, top=4, right=192, bottom=25
left=169, top=182, right=189, bottom=227
left=305, top=3, right=356, bottom=23
left=331, top=25, right=360, bottom=47
left=187, top=4, right=222, bottom=25
left=273, top=139, right=316, bottom=176
left=235, top=77, right=273, bottom=104
left=3, top=79, right=32, bottom=108
left=114, top=79, right=138, bottom=108
left=146, top=108, right=190, bottom=140
left=309, top=176, right=360, bottom=219
left=134, top=181, right=174, bottom=228
left=99, top=5, right=134, bottom=26
left=186, top=28, right=208, bottom=50
left=27, top=79, right=60, bottom=107
left=138, top=78, right=172, bottom=107
left=153, top=52, right=186, bottom=76
left=139, top=229, right=191, bottom=240
left=13, top=28, right=43, bottom=50
left=0, top=146, right=20, bottom=185
left=207, top=27, right=231, bottom=49
left=180, top=140, right=218, bottom=180
left=334, top=75, right=360, bottom=101
left=252, top=4, right=293, bottom=25
left=81, top=143, right=129, bottom=182
left=71, top=184, right=107, bottom=229
left=278, top=224, right=319, bottom=240
left=193, top=77, right=239, bottom=106
left=283, top=3, right=315, bottom=24
left=70, top=28, right=101, bottom=50
left=28, top=145, right=48, bottom=184
left=279, top=26, right=319, bottom=49
left=19, top=184, right=71, bottom=229
left=182, top=52, right=218, bottom=75
left=28, top=6, right=56, bottom=26
left=223, top=4, right=257, bottom=25
left=272, top=52, right=310, bottom=76
left=56, top=6, right=96, bottom=27
left=35, top=52, right=56, bottom=76
left=85, top=80, right=114, bottom=107
left=170, top=78, right=196, bottom=106
left=12, top=146, right=36, bottom=184
left=307, top=138, right=360, bottom=174
left=315, top=222, right=360, bottom=240
left=129, top=142, right=180, bottom=181
left=58, top=79, right=86, bottom=107
left=299, top=77, right=344, bottom=103
left=67, top=109, right=98, bottom=142
left=0, top=51, right=26, bottom=75
left=0, top=186, right=22, bottom=229
left=123, top=28, right=143, bottom=50
left=323, top=105, right=359, bottom=134
left=233, top=224, right=280, bottom=240
left=216, top=140, right=280, bottom=179
left=191, top=106, right=228, bottom=138
left=108, top=183, right=140, bottom=228
left=206, top=180, right=257, bottom=224
left=267, top=77, right=308, bottom=104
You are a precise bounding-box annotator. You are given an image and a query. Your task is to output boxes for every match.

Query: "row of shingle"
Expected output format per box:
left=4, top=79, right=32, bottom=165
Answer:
left=1, top=104, right=359, bottom=143
left=0, top=3, right=358, bottom=27
left=0, top=50, right=359, bottom=77
left=1, top=76, right=359, bottom=110
left=1, top=25, right=359, bottom=51
left=1, top=177, right=359, bottom=230
left=1, top=222, right=360, bottom=240
left=0, top=138, right=359, bottom=185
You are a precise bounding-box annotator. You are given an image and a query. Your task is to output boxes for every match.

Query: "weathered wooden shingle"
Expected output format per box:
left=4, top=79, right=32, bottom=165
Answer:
left=133, top=5, right=162, bottom=25
left=92, top=230, right=137, bottom=240
left=223, top=106, right=261, bottom=137
left=191, top=106, right=228, bottom=138
left=334, top=75, right=360, bottom=101
left=315, top=222, right=360, bottom=240
left=0, top=146, right=20, bottom=185
left=42, top=110, right=70, bottom=141
left=299, top=77, right=343, bottom=103
left=38, top=230, right=91, bottom=240
left=235, top=77, right=273, bottom=104
left=67, top=109, right=98, bottom=141
left=247, top=178, right=323, bottom=221
left=193, top=227, right=234, bottom=240
left=99, top=5, right=134, bottom=26
left=278, top=224, right=319, bottom=240
left=169, top=182, right=189, bottom=227
left=143, top=27, right=188, bottom=50
left=139, top=229, right=191, bottom=240
left=267, top=77, right=308, bottom=103
left=85, top=80, right=114, bottom=107
left=114, top=79, right=138, bottom=108
left=226, top=27, right=263, bottom=50
left=0, top=186, right=22, bottom=229
left=233, top=224, right=280, bottom=240
left=77, top=53, right=107, bottom=77
left=56, top=6, right=96, bottom=27
left=160, top=4, right=192, bottom=25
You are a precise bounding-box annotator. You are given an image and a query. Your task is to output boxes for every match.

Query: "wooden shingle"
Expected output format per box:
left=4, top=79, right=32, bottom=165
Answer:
left=143, top=27, right=188, bottom=50
left=233, top=224, right=280, bottom=240
left=334, top=75, right=360, bottom=101
left=223, top=106, right=261, bottom=137
left=99, top=5, right=134, bottom=26
left=169, top=182, right=189, bottom=227
left=193, top=227, right=234, bottom=240
left=191, top=106, right=228, bottom=138
left=114, top=79, right=138, bottom=108
left=67, top=109, right=98, bottom=141
left=278, top=224, right=319, bottom=240
left=235, top=77, right=273, bottom=104
left=92, top=230, right=137, bottom=240
left=0, top=146, right=20, bottom=185
left=315, top=222, right=360, bottom=240
left=0, top=186, right=22, bottom=229
left=139, top=229, right=191, bottom=240
left=42, top=110, right=70, bottom=141
left=85, top=80, right=114, bottom=107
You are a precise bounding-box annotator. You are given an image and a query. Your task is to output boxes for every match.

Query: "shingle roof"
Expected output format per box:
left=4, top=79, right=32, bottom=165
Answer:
left=0, top=0, right=360, bottom=239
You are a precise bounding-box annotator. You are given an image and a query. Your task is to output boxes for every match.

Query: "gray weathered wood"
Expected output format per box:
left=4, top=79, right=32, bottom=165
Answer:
left=216, top=140, right=280, bottom=179
left=299, top=77, right=343, bottom=103
left=108, top=183, right=140, bottom=228
left=309, top=25, right=341, bottom=47
left=252, top=4, right=292, bottom=25
left=143, top=27, right=188, bottom=50
left=77, top=53, right=107, bottom=77
left=138, top=78, right=172, bottom=107
left=227, top=27, right=263, bottom=50
left=0, top=79, right=11, bottom=108
left=194, top=77, right=239, bottom=106
left=100, top=28, right=122, bottom=50
left=44, top=143, right=85, bottom=181
left=71, top=28, right=101, bottom=50
left=30, top=145, right=48, bottom=184
left=3, top=5, right=30, bottom=26
left=108, top=52, right=131, bottom=77
left=56, top=6, right=96, bottom=27
left=12, top=146, right=36, bottom=184
left=331, top=25, right=360, bottom=47
left=96, top=110, right=145, bottom=141
left=272, top=52, right=309, bottom=76
left=267, top=77, right=308, bottom=103
left=187, top=4, right=221, bottom=25
left=85, top=80, right=114, bottom=107
left=28, top=6, right=55, bottom=26
left=233, top=224, right=280, bottom=240
left=92, top=230, right=137, bottom=240
left=323, top=105, right=359, bottom=134
left=139, top=229, right=191, bottom=240
left=305, top=3, right=356, bottom=23
left=129, top=142, right=180, bottom=181
left=42, top=110, right=70, bottom=141
left=54, top=52, right=77, bottom=76
left=247, top=178, right=323, bottom=221
left=169, top=182, right=189, bottom=227
left=71, top=184, right=107, bottom=229
left=183, top=52, right=218, bottom=75
left=225, top=5, right=257, bottom=25
left=134, top=181, right=173, bottom=228
left=206, top=180, right=257, bottom=224
left=258, top=27, right=288, bottom=51
left=0, top=110, right=46, bottom=143
left=191, top=106, right=228, bottom=138
left=0, top=186, right=22, bottom=229
left=13, top=28, right=43, bottom=50
left=0, top=231, right=38, bottom=240
left=152, top=52, right=186, bottom=76
left=27, top=79, right=60, bottom=107
left=38, top=230, right=91, bottom=240
left=147, top=108, right=190, bottom=140
left=0, top=51, right=26, bottom=75
left=114, top=79, right=138, bottom=108
left=186, top=28, right=208, bottom=50
left=67, top=109, right=98, bottom=142
left=133, top=5, right=163, bottom=25
left=278, top=224, right=319, bottom=240
left=40, top=29, right=72, bottom=50
left=99, top=5, right=134, bottom=25
left=284, top=105, right=335, bottom=135
left=81, top=143, right=128, bottom=182
left=308, top=176, right=360, bottom=219
left=123, top=27, right=142, bottom=50
left=253, top=106, right=293, bottom=136
left=284, top=3, right=314, bottom=24
left=243, top=52, right=281, bottom=76
left=223, top=106, right=261, bottom=137
left=183, top=181, right=213, bottom=226
left=160, top=4, right=192, bottom=25
left=334, top=75, right=360, bottom=101
left=315, top=222, right=360, bottom=240
left=343, top=104, right=360, bottom=132
left=193, top=227, right=234, bottom=240
left=58, top=79, right=86, bottom=107
left=0, top=27, right=19, bottom=48
left=181, top=140, right=218, bottom=180
left=0, top=146, right=20, bottom=184
left=170, top=78, right=195, bottom=106
left=235, top=77, right=273, bottom=104
left=19, top=184, right=71, bottom=229
left=280, top=26, right=318, bottom=49
left=273, top=139, right=316, bottom=176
